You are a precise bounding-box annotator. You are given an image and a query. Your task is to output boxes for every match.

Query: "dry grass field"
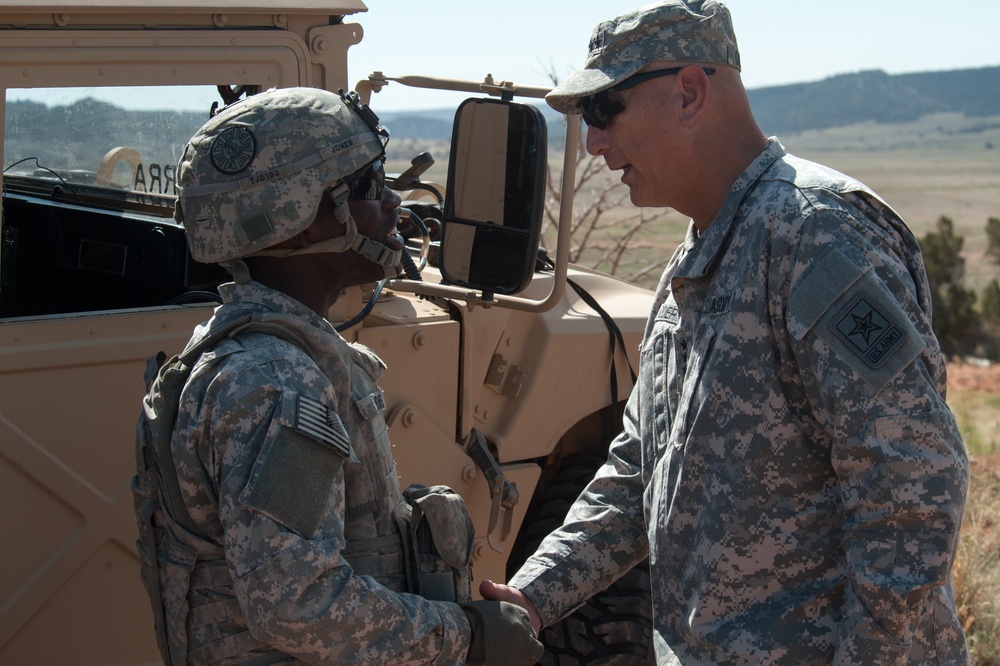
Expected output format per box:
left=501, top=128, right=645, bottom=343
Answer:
left=784, top=112, right=1000, bottom=293
left=948, top=362, right=1000, bottom=663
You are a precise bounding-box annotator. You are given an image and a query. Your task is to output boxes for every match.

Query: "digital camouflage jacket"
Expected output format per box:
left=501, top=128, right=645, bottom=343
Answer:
left=510, top=139, right=970, bottom=665
left=146, top=281, right=470, bottom=665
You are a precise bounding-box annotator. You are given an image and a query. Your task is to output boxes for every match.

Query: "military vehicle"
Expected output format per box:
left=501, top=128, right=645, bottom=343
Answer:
left=0, top=2, right=655, bottom=663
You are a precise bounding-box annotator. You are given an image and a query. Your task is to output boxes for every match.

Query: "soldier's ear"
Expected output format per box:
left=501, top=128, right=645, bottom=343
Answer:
left=677, top=66, right=711, bottom=127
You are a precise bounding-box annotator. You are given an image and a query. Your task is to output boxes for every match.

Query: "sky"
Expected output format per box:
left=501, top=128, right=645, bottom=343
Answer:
left=5, top=1, right=998, bottom=113
left=348, top=0, right=1000, bottom=111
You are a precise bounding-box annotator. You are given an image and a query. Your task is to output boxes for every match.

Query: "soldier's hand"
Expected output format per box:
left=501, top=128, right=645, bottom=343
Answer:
left=461, top=600, right=544, bottom=665
left=478, top=579, right=542, bottom=635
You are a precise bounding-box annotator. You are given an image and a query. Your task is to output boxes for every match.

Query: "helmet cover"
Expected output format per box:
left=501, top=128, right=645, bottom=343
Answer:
left=176, top=87, right=387, bottom=263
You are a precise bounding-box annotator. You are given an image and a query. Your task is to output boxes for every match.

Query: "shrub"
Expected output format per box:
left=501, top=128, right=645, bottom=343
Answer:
left=920, top=216, right=981, bottom=354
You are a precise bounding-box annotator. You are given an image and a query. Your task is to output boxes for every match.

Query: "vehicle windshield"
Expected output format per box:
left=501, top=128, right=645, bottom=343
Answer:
left=4, top=85, right=222, bottom=209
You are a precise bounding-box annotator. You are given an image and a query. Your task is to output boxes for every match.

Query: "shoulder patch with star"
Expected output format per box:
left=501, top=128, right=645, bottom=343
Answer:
left=833, top=294, right=907, bottom=369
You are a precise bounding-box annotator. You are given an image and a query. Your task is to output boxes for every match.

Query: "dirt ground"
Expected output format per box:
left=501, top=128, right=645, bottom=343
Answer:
left=948, top=359, right=1000, bottom=395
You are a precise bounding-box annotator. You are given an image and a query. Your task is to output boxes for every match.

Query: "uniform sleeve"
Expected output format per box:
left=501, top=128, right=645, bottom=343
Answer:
left=785, top=217, right=968, bottom=663
left=210, top=361, right=471, bottom=665
left=508, top=381, right=649, bottom=628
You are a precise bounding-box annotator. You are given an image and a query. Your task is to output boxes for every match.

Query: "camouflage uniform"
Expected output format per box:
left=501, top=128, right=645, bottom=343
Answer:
left=165, top=279, right=470, bottom=664
left=509, top=139, right=970, bottom=664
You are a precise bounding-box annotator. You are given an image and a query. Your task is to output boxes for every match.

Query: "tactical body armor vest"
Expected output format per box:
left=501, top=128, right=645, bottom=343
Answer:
left=133, top=310, right=473, bottom=665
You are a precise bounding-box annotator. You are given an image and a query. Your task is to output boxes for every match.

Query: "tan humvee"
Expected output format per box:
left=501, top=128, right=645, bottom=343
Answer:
left=0, top=2, right=655, bottom=663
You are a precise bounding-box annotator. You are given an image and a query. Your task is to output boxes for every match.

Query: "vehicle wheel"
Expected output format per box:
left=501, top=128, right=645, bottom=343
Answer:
left=509, top=453, right=655, bottom=665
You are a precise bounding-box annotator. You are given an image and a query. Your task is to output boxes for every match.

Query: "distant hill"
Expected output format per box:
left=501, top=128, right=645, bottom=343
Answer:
left=5, top=66, right=998, bottom=171
left=748, top=66, right=1000, bottom=134
left=378, top=66, right=1000, bottom=142
left=378, top=109, right=454, bottom=145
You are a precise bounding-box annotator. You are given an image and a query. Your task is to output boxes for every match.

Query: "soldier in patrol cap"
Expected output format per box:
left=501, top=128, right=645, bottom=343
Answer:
left=132, top=86, right=542, bottom=665
left=482, top=1, right=970, bottom=663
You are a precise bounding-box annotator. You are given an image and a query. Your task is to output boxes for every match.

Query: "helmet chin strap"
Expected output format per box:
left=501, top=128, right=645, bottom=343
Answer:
left=249, top=198, right=402, bottom=279
left=223, top=258, right=253, bottom=284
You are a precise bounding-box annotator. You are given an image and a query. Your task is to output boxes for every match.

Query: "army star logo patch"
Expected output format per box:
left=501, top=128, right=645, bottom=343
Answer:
left=833, top=294, right=907, bottom=368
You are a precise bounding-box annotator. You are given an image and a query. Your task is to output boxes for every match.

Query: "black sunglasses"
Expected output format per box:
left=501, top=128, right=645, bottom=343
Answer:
left=577, top=66, right=716, bottom=130
left=346, top=159, right=386, bottom=200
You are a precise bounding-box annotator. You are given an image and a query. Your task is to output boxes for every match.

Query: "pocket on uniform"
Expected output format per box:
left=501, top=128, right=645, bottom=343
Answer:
left=873, top=411, right=965, bottom=583
left=394, top=484, right=475, bottom=603
left=640, top=338, right=667, bottom=461
left=669, top=323, right=718, bottom=448
left=240, top=391, right=348, bottom=538
left=670, top=325, right=766, bottom=482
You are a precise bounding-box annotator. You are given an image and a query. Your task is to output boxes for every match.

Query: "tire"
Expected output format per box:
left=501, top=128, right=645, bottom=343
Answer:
left=509, top=454, right=655, bottom=665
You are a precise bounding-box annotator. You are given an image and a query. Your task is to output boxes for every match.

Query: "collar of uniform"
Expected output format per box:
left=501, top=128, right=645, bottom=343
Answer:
left=674, top=138, right=786, bottom=280
left=219, top=280, right=333, bottom=333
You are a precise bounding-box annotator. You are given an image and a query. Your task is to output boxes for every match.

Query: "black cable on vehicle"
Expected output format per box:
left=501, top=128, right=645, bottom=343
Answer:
left=566, top=277, right=637, bottom=408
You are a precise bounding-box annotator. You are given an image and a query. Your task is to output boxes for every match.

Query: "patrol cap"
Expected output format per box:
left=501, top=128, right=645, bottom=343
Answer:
left=176, top=87, right=386, bottom=264
left=546, top=0, right=741, bottom=114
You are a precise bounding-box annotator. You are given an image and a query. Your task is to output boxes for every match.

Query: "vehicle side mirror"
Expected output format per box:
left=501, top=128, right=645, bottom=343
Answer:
left=440, top=98, right=546, bottom=296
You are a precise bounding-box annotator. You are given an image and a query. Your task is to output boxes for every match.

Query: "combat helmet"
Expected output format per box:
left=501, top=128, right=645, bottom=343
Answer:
left=175, top=87, right=400, bottom=279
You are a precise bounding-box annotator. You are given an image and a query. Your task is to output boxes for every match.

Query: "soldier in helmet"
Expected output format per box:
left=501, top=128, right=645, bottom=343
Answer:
left=132, top=87, right=542, bottom=665
left=483, top=1, right=970, bottom=664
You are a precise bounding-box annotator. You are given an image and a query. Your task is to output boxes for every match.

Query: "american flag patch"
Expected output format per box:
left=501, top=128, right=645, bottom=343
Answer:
left=295, top=394, right=351, bottom=459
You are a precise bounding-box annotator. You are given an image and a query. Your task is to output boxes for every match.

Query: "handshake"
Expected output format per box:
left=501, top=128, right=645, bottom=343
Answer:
left=462, top=580, right=544, bottom=665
